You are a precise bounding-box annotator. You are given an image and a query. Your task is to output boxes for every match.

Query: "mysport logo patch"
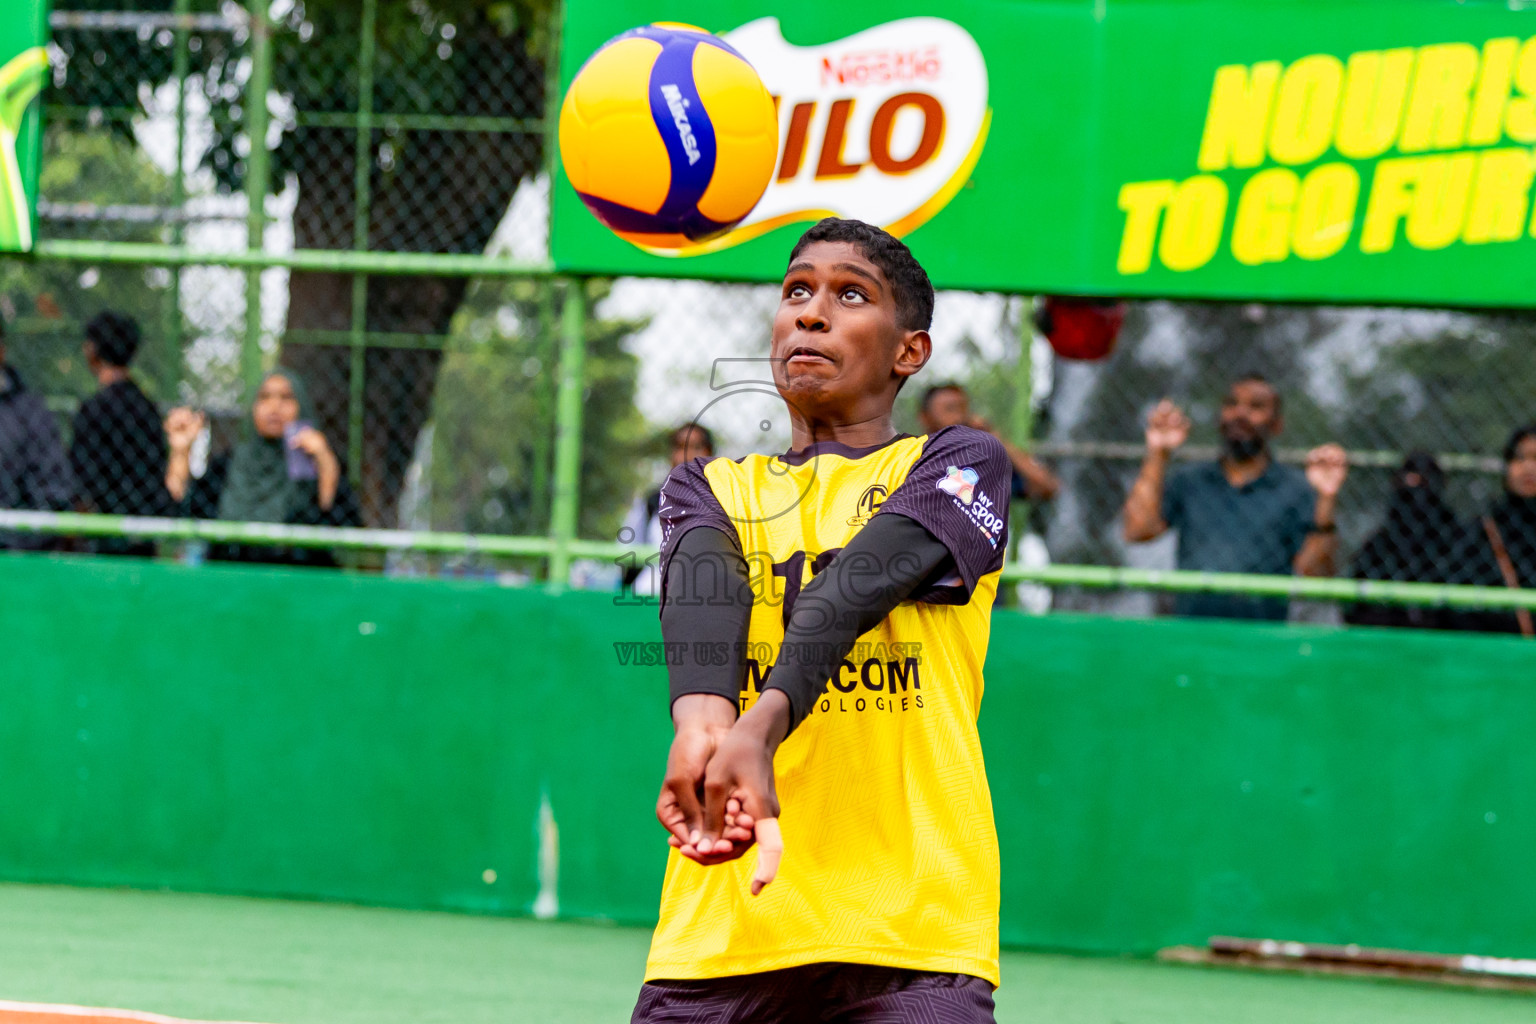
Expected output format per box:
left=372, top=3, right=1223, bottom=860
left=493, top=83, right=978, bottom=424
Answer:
left=937, top=464, right=1003, bottom=547
left=657, top=16, right=991, bottom=256
left=936, top=465, right=977, bottom=504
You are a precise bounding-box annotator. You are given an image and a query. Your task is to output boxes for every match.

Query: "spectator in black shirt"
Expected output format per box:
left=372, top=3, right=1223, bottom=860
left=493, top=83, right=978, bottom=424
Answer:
left=1449, top=425, right=1536, bottom=636
left=1344, top=452, right=1459, bottom=630
left=70, top=311, right=173, bottom=556
left=0, top=319, right=74, bottom=548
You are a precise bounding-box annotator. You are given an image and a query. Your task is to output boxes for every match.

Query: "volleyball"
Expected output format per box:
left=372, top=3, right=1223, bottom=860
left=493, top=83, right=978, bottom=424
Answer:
left=558, top=23, right=779, bottom=252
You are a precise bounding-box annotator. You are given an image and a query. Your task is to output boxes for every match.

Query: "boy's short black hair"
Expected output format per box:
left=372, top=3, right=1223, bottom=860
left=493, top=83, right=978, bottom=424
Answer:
left=920, top=382, right=965, bottom=413
left=85, top=311, right=141, bottom=367
left=787, top=218, right=935, bottom=334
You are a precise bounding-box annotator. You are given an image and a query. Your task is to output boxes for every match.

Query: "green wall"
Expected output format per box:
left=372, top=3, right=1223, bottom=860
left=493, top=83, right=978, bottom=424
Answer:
left=3, top=555, right=1533, bottom=956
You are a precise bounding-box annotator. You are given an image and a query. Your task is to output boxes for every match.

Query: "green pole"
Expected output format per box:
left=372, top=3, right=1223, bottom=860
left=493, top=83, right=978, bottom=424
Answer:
left=160, top=0, right=192, bottom=404
left=1012, top=295, right=1035, bottom=446
left=548, top=279, right=586, bottom=587
left=537, top=2, right=568, bottom=543
left=1007, top=295, right=1037, bottom=565
left=541, top=0, right=566, bottom=185
left=530, top=282, right=555, bottom=526
left=242, top=0, right=273, bottom=389
left=348, top=0, right=377, bottom=489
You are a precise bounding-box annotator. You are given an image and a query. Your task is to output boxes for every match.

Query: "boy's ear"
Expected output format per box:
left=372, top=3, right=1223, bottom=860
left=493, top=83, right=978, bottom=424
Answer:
left=893, top=329, right=931, bottom=384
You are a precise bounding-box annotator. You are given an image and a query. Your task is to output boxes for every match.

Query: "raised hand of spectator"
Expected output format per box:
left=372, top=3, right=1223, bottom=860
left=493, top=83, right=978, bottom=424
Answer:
left=287, top=425, right=333, bottom=463
left=164, top=407, right=206, bottom=455
left=1145, top=399, right=1190, bottom=455
left=288, top=425, right=341, bottom=511
left=969, top=413, right=1061, bottom=500
left=1305, top=443, right=1349, bottom=498
left=163, top=408, right=205, bottom=502
left=966, top=414, right=996, bottom=435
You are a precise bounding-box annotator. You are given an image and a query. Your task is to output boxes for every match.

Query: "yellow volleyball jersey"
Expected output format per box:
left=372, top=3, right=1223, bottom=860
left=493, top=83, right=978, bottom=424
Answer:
left=646, top=425, right=1010, bottom=986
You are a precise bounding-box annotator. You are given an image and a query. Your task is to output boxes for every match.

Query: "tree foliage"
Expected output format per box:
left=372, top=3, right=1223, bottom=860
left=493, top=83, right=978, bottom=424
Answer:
left=429, top=277, right=645, bottom=542
left=49, top=1, right=604, bottom=529
left=0, top=124, right=183, bottom=410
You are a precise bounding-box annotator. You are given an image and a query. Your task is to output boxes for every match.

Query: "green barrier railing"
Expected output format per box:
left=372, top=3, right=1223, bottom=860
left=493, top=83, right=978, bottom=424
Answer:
left=31, top=239, right=556, bottom=277
left=0, top=510, right=621, bottom=561
left=1003, top=563, right=1536, bottom=610
left=6, top=510, right=1536, bottom=611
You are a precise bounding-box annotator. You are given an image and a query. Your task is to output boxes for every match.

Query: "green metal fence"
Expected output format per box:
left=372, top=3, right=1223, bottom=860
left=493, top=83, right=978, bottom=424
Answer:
left=4, top=2, right=1536, bottom=622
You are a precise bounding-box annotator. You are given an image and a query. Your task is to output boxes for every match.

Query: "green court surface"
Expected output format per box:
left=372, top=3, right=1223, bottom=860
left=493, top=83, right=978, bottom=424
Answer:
left=0, top=884, right=1530, bottom=1024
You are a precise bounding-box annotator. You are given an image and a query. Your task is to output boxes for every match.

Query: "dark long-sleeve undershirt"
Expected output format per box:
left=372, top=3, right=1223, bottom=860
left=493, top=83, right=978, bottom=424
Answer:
left=661, top=514, right=954, bottom=731
left=661, top=524, right=755, bottom=713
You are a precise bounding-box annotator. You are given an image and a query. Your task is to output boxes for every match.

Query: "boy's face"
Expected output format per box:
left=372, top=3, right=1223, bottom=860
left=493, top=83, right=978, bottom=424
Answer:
left=770, top=240, right=929, bottom=418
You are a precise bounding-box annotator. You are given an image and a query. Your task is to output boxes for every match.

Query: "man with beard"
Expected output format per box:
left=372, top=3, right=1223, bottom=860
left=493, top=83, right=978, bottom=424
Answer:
left=1121, top=375, right=1349, bottom=620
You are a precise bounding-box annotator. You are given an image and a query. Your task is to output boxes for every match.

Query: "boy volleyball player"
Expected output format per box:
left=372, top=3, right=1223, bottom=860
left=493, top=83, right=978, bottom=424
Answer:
left=633, top=218, right=1007, bottom=1022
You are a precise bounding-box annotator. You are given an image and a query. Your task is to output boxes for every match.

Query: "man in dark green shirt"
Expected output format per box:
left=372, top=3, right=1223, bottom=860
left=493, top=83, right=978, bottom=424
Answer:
left=1121, top=375, right=1349, bottom=620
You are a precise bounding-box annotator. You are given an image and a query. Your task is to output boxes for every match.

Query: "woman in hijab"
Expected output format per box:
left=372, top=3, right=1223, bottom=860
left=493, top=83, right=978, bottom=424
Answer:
left=164, top=369, right=361, bottom=567
left=1448, top=424, right=1536, bottom=635
left=1344, top=452, right=1460, bottom=629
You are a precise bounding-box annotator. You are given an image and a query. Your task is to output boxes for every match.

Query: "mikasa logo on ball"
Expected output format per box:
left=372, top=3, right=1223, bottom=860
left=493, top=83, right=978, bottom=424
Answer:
left=684, top=16, right=991, bottom=255
left=659, top=84, right=703, bottom=166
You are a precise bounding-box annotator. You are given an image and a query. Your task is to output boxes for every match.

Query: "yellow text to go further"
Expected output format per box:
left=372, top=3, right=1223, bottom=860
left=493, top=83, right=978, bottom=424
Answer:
left=1117, top=147, right=1536, bottom=274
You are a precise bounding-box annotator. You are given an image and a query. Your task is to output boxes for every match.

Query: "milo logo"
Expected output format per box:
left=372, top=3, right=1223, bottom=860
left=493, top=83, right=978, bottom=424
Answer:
left=668, top=16, right=991, bottom=255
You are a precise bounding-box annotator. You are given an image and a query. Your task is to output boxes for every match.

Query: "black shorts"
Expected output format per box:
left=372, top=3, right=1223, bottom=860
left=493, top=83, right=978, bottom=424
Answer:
left=631, top=962, right=996, bottom=1023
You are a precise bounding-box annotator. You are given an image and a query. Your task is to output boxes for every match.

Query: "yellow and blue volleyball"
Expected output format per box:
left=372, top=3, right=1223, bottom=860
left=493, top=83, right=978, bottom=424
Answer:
left=558, top=23, right=779, bottom=251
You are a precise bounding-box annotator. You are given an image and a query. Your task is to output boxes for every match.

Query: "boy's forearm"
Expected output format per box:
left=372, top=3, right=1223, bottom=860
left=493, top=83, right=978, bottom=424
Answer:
left=672, top=693, right=738, bottom=732
left=661, top=526, right=754, bottom=712
left=734, top=689, right=791, bottom=751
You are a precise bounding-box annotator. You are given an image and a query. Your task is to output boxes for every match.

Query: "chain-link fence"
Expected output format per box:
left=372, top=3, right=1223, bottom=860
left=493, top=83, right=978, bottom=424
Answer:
left=2, top=3, right=1534, bottom=629
left=7, top=1, right=571, bottom=576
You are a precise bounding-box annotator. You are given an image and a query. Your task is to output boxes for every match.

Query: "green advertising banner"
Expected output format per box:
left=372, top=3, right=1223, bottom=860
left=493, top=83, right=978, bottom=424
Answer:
left=551, top=0, right=1536, bottom=305
left=0, top=0, right=48, bottom=253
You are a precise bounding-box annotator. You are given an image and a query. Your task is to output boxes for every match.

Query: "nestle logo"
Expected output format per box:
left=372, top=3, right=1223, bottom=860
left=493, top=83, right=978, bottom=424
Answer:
left=819, top=46, right=941, bottom=88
